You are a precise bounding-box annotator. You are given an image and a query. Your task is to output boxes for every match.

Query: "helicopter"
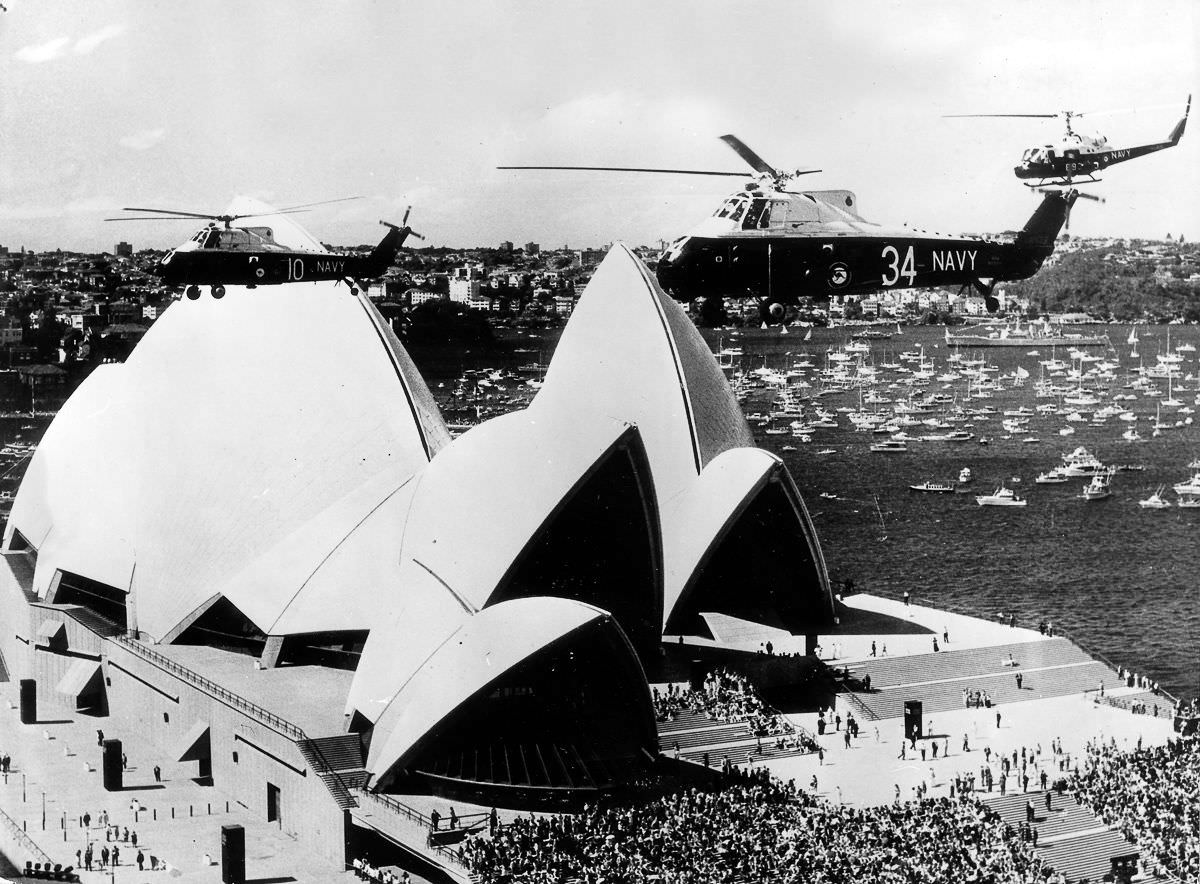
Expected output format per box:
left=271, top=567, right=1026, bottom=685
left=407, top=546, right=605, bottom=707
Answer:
left=501, top=135, right=1077, bottom=319
left=947, top=96, right=1190, bottom=186
left=106, top=197, right=421, bottom=299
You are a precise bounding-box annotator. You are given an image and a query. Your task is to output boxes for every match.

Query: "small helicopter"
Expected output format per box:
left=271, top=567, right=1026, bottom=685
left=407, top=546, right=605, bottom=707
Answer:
left=947, top=96, right=1190, bottom=186
left=106, top=197, right=421, bottom=299
left=502, top=135, right=1076, bottom=319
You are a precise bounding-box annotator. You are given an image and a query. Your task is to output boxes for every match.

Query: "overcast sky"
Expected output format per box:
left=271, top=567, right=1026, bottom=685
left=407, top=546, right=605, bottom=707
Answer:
left=1, top=0, right=1196, bottom=252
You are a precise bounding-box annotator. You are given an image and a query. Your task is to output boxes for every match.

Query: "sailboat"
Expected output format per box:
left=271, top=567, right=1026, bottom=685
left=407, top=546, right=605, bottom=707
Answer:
left=803, top=328, right=813, bottom=342
left=1163, top=372, right=1183, bottom=408
left=1128, top=325, right=1139, bottom=358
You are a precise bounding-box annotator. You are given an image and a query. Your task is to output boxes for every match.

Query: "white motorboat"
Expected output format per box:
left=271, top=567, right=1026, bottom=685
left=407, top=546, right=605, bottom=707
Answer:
left=976, top=486, right=1027, bottom=507
left=1138, top=487, right=1171, bottom=509
left=957, top=467, right=974, bottom=484
left=870, top=439, right=908, bottom=453
left=1172, top=472, right=1200, bottom=495
left=1080, top=473, right=1113, bottom=501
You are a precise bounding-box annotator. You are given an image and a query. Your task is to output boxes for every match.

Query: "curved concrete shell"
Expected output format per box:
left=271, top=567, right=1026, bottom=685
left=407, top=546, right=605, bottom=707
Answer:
left=535, top=245, right=833, bottom=636
left=346, top=405, right=663, bottom=725
left=4, top=203, right=448, bottom=642
left=365, top=595, right=656, bottom=797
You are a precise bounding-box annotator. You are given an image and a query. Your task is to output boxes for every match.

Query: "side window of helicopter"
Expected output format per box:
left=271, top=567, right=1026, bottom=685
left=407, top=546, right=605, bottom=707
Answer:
left=715, top=198, right=740, bottom=219
left=742, top=198, right=768, bottom=230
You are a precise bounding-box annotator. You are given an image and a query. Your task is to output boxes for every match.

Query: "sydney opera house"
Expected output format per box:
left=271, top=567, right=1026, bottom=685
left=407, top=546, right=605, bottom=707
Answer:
left=0, top=211, right=833, bottom=874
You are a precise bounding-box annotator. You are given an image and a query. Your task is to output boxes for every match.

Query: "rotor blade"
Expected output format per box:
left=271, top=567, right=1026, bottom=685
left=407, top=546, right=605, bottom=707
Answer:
left=268, top=196, right=364, bottom=213
left=1034, top=187, right=1105, bottom=204
left=943, top=114, right=1059, bottom=119
left=498, top=165, right=751, bottom=177
left=120, top=207, right=222, bottom=220
left=226, top=208, right=313, bottom=221
left=719, top=135, right=778, bottom=177
left=1074, top=101, right=1191, bottom=118
left=104, top=216, right=209, bottom=221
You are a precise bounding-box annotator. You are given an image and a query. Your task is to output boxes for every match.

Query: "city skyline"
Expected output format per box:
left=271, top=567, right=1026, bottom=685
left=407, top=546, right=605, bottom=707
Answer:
left=1, top=0, right=1196, bottom=252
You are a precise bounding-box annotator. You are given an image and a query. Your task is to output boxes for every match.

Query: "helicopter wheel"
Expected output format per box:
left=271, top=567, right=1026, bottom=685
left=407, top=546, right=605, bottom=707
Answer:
left=212, top=285, right=226, bottom=299
left=185, top=285, right=201, bottom=300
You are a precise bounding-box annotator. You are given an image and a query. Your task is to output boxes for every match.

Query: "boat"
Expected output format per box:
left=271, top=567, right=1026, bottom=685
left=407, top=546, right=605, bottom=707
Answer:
left=869, top=439, right=908, bottom=453
left=1035, top=470, right=1069, bottom=484
left=1177, top=494, right=1200, bottom=509
left=1079, top=472, right=1113, bottom=501
left=1138, top=487, right=1171, bottom=509
left=1171, top=472, right=1200, bottom=495
left=909, top=481, right=957, bottom=493
left=957, top=467, right=973, bottom=485
left=946, top=319, right=1109, bottom=348
left=976, top=486, right=1027, bottom=507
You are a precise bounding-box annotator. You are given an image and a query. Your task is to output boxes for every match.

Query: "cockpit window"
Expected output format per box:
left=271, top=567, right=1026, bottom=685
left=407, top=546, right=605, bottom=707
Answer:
left=715, top=197, right=744, bottom=220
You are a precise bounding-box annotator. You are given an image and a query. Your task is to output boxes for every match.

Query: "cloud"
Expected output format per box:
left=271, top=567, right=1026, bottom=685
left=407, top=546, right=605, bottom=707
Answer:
left=74, top=24, right=125, bottom=55
left=14, top=24, right=124, bottom=64
left=15, top=37, right=70, bottom=64
left=119, top=128, right=166, bottom=151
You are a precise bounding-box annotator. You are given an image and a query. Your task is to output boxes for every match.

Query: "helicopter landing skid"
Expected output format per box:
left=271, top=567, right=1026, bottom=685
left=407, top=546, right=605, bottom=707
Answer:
left=1025, top=176, right=1101, bottom=188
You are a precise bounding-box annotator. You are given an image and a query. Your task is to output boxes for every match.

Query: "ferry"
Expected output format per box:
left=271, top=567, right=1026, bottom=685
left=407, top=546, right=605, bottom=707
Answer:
left=909, top=481, right=957, bottom=493
left=946, top=320, right=1109, bottom=348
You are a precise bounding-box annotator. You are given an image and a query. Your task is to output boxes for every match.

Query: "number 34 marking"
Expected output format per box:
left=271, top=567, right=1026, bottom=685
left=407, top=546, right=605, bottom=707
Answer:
left=881, top=245, right=916, bottom=286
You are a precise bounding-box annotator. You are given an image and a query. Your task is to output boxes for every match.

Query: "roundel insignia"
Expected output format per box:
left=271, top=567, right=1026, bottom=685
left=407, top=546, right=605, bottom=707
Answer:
left=828, top=262, right=851, bottom=289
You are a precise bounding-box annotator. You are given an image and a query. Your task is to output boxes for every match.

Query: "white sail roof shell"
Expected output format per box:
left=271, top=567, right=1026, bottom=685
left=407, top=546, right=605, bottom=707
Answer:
left=5, top=201, right=448, bottom=641
left=364, top=595, right=613, bottom=781
left=344, top=406, right=648, bottom=722
left=534, top=244, right=754, bottom=514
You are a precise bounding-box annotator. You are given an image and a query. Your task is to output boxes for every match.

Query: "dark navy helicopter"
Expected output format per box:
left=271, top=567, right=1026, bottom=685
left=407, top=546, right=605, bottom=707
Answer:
left=106, top=197, right=420, bottom=299
left=502, top=135, right=1077, bottom=319
left=947, top=96, right=1190, bottom=186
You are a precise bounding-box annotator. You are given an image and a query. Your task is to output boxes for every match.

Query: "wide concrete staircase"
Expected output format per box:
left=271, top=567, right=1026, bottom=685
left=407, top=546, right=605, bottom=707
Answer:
left=838, top=637, right=1115, bottom=721
left=985, top=791, right=1138, bottom=883
left=657, top=710, right=814, bottom=767
left=297, top=733, right=367, bottom=810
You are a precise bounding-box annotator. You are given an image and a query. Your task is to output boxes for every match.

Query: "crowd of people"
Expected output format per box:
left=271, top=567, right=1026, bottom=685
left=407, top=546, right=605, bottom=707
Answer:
left=652, top=669, right=799, bottom=741
left=461, top=772, right=1046, bottom=884
left=1069, top=735, right=1199, bottom=882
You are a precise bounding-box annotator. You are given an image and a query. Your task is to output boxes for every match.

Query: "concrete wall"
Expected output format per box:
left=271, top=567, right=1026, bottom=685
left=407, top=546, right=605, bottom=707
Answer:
left=2, top=570, right=349, bottom=873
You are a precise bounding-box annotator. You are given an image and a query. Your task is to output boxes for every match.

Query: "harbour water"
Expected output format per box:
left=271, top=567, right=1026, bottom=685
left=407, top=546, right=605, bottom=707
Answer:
left=0, top=321, right=1195, bottom=699
left=417, top=321, right=1199, bottom=699
left=725, top=322, right=1200, bottom=700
